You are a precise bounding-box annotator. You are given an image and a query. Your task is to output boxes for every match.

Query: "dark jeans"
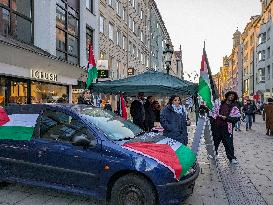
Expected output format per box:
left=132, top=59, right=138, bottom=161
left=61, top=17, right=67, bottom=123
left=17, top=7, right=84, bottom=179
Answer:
left=213, top=127, right=236, bottom=161
left=245, top=114, right=252, bottom=129
left=252, top=113, right=255, bottom=122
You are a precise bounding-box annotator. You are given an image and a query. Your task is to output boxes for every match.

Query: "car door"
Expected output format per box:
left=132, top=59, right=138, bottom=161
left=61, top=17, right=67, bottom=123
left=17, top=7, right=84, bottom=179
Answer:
left=32, top=108, right=102, bottom=190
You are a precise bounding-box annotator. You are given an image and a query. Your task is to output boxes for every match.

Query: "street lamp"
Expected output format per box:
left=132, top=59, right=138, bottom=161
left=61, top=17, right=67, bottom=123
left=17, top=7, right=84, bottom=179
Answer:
left=163, top=43, right=174, bottom=74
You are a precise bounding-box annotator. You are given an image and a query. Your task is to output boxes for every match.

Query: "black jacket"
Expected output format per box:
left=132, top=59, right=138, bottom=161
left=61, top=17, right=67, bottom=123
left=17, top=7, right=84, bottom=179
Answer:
left=78, top=96, right=93, bottom=105
left=130, top=100, right=145, bottom=128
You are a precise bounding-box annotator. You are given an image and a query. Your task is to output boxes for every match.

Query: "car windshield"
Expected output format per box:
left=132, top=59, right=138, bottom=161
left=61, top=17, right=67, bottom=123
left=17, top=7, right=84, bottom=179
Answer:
left=79, top=107, right=143, bottom=141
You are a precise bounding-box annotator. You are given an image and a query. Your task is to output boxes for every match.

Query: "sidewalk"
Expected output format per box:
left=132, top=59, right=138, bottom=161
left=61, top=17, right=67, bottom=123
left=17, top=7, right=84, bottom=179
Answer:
left=233, top=115, right=273, bottom=204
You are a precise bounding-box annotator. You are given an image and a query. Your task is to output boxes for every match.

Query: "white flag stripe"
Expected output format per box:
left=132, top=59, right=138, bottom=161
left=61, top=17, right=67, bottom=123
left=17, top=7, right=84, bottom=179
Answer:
left=156, top=137, right=182, bottom=151
left=3, top=114, right=39, bottom=127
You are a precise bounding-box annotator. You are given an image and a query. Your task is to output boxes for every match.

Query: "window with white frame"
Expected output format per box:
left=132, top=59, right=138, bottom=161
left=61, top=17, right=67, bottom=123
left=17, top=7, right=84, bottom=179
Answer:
left=141, top=53, right=144, bottom=64
left=109, top=23, right=114, bottom=41
left=116, top=0, right=121, bottom=16
left=133, top=44, right=136, bottom=57
left=108, top=0, right=114, bottom=8
left=140, top=30, right=143, bottom=42
left=132, top=20, right=135, bottom=33
left=129, top=17, right=132, bottom=30
left=267, top=47, right=271, bottom=59
left=99, top=15, right=104, bottom=33
left=122, top=7, right=125, bottom=20
left=257, top=68, right=265, bottom=83
left=86, top=0, right=93, bottom=13
left=258, top=50, right=265, bottom=61
left=122, top=35, right=126, bottom=50
left=129, top=41, right=132, bottom=53
left=267, top=65, right=271, bottom=80
left=140, top=9, right=143, bottom=19
left=258, top=33, right=266, bottom=45
left=116, top=30, right=120, bottom=45
left=132, top=0, right=135, bottom=8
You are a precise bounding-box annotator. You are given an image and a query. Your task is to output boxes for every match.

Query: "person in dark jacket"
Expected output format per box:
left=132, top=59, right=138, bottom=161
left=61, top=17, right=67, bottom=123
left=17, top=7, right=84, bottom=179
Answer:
left=152, top=101, right=161, bottom=122
left=77, top=90, right=93, bottom=105
left=130, top=92, right=145, bottom=129
left=242, top=99, right=256, bottom=131
left=160, top=95, right=189, bottom=145
left=211, top=91, right=241, bottom=164
left=144, top=96, right=156, bottom=131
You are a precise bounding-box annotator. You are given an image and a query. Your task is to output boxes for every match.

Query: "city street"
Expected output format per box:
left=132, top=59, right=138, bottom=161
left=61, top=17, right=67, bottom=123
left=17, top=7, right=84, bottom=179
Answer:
left=0, top=114, right=272, bottom=205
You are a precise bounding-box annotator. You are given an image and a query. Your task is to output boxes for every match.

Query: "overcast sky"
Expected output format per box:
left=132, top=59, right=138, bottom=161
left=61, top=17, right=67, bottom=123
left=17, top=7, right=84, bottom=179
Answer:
left=156, top=0, right=261, bottom=80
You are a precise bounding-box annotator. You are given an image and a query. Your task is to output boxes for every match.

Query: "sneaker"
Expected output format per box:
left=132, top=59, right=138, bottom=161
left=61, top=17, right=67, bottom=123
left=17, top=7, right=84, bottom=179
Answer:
left=235, top=129, right=237, bottom=131
left=246, top=128, right=249, bottom=131
left=231, top=159, right=238, bottom=164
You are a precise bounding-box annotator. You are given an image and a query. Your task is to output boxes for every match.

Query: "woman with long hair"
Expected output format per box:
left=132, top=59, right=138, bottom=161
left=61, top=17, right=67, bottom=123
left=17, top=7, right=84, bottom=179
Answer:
left=160, top=95, right=189, bottom=145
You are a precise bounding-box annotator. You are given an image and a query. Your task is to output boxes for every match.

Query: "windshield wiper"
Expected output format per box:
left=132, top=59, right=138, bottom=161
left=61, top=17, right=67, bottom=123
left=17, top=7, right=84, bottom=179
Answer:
left=116, top=137, right=134, bottom=141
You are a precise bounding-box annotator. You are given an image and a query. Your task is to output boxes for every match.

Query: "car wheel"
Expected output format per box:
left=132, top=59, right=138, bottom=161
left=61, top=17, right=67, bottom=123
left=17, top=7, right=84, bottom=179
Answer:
left=110, top=174, right=157, bottom=205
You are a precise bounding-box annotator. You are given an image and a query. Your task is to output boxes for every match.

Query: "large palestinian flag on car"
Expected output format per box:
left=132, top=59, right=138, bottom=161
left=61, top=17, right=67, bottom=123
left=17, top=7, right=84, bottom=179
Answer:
left=123, top=135, right=196, bottom=180
left=0, top=107, right=39, bottom=140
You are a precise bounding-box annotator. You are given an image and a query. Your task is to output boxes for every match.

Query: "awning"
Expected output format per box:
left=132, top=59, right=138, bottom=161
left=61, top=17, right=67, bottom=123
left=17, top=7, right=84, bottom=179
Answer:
left=92, top=71, right=197, bottom=96
left=0, top=36, right=87, bottom=85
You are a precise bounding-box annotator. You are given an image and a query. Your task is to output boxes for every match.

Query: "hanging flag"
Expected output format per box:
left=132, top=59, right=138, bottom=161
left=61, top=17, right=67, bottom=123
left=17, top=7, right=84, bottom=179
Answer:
left=86, top=44, right=98, bottom=89
left=0, top=107, right=39, bottom=141
left=198, top=43, right=218, bottom=110
left=120, top=95, right=127, bottom=120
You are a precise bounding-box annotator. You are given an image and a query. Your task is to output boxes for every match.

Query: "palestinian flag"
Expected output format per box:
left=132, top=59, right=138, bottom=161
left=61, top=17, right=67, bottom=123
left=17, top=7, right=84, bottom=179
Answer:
left=198, top=43, right=218, bottom=110
left=0, top=107, right=39, bottom=141
left=86, top=44, right=98, bottom=89
left=123, top=137, right=196, bottom=180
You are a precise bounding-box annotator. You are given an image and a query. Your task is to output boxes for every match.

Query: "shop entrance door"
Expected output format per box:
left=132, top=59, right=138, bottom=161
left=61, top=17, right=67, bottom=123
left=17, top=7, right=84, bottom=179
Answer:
left=9, top=80, right=29, bottom=104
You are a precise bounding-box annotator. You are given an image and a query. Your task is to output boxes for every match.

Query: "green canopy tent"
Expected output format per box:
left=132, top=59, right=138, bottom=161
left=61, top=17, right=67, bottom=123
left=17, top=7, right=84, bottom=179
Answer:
left=92, top=71, right=197, bottom=96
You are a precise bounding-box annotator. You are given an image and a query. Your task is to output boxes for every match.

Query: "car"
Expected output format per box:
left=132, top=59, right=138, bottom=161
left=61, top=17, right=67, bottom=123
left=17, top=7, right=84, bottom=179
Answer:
left=0, top=104, right=199, bottom=205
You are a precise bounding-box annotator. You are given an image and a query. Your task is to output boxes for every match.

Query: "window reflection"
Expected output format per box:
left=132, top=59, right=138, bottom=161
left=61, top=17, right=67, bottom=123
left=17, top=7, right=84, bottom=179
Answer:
left=9, top=81, right=28, bottom=105
left=0, top=77, right=5, bottom=106
left=31, top=81, right=67, bottom=104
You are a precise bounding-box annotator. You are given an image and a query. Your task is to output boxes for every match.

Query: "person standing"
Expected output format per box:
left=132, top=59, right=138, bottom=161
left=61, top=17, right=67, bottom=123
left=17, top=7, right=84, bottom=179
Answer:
left=144, top=96, right=155, bottom=131
left=251, top=100, right=257, bottom=122
left=242, top=99, right=256, bottom=131
left=77, top=90, right=93, bottom=105
left=263, top=98, right=273, bottom=136
left=211, top=91, right=241, bottom=164
left=160, top=95, right=189, bottom=145
left=130, top=92, right=145, bottom=129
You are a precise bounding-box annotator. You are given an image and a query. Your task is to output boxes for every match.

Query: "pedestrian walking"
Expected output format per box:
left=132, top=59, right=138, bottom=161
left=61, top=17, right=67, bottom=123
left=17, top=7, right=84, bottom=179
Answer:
left=235, top=100, right=243, bottom=131
left=251, top=100, right=257, bottom=122
left=263, top=98, right=273, bottom=136
left=160, top=95, right=190, bottom=145
left=242, top=99, right=256, bottom=131
left=144, top=96, right=156, bottom=131
left=211, top=91, right=241, bottom=164
left=130, top=92, right=145, bottom=129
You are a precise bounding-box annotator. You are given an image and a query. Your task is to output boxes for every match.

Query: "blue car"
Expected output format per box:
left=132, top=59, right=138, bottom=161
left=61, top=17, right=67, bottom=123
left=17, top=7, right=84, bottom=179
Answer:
left=0, top=104, right=199, bottom=205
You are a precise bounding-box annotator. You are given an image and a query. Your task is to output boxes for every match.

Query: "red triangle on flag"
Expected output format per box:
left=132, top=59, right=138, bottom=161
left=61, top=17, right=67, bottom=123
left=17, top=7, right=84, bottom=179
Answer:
left=0, top=107, right=10, bottom=126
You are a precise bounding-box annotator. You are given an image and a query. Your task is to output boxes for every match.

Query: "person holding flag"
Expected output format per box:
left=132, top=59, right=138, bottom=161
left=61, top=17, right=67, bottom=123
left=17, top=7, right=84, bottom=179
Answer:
left=198, top=43, right=240, bottom=164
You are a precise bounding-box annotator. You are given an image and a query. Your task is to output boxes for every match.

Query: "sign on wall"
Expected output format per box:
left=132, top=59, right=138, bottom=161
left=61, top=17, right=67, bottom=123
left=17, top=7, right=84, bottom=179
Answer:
left=98, top=70, right=109, bottom=78
left=31, top=70, right=57, bottom=82
left=128, top=67, right=134, bottom=76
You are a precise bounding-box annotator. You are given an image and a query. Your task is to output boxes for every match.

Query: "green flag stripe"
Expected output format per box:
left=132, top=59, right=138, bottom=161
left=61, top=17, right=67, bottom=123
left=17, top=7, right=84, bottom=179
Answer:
left=175, top=145, right=197, bottom=176
left=198, top=76, right=213, bottom=109
left=0, top=126, right=34, bottom=141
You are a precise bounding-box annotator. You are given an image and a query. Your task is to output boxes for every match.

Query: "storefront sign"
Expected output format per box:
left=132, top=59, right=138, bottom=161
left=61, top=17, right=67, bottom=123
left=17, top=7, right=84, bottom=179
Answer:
left=31, top=70, right=58, bottom=82
left=128, top=67, right=134, bottom=76
left=97, top=60, right=109, bottom=70
left=98, top=70, right=109, bottom=78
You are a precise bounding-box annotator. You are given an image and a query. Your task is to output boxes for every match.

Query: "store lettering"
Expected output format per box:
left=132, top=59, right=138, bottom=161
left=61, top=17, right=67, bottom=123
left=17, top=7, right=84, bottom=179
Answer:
left=31, top=70, right=58, bottom=82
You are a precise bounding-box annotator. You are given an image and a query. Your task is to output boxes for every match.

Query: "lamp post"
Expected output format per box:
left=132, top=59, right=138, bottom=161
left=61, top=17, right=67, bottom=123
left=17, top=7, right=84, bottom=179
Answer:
left=163, top=43, right=174, bottom=74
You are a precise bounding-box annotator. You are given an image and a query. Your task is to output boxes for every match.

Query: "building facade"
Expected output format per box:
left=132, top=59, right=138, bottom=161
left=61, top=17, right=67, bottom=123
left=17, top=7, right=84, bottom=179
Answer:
left=0, top=0, right=99, bottom=105
left=98, top=0, right=177, bottom=80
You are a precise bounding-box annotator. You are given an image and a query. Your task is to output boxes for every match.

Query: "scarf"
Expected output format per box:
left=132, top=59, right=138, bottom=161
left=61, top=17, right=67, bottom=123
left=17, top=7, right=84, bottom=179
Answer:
left=172, top=104, right=183, bottom=114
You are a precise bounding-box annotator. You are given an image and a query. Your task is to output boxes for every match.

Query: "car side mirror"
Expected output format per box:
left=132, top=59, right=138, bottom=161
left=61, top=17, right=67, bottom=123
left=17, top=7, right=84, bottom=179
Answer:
left=72, top=134, right=91, bottom=148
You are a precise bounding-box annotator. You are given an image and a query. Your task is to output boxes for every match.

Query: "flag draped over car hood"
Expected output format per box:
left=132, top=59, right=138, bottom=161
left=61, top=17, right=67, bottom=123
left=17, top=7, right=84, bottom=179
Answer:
left=123, top=136, right=196, bottom=180
left=0, top=107, right=39, bottom=140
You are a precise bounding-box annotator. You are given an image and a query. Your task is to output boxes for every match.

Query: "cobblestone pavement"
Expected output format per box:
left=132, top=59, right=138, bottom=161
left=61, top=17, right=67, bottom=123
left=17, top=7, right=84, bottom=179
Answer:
left=0, top=114, right=272, bottom=205
left=232, top=115, right=273, bottom=205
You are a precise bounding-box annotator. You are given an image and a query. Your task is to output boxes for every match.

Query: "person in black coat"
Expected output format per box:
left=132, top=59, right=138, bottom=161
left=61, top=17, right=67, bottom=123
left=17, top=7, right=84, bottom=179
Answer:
left=144, top=96, right=156, bottom=131
left=160, top=95, right=189, bottom=145
left=130, top=92, right=145, bottom=129
left=77, top=90, right=93, bottom=105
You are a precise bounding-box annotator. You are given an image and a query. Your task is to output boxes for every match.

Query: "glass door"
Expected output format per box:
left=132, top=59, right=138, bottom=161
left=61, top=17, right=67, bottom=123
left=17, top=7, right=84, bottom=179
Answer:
left=10, top=80, right=28, bottom=104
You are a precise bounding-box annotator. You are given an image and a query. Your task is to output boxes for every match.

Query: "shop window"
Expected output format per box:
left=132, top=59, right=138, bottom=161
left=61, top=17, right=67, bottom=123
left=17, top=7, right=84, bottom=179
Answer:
left=0, top=77, right=5, bottom=106
left=31, top=81, right=68, bottom=104
left=0, top=0, right=32, bottom=43
left=56, top=0, right=79, bottom=64
left=86, top=0, right=93, bottom=13
left=10, top=81, right=28, bottom=104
